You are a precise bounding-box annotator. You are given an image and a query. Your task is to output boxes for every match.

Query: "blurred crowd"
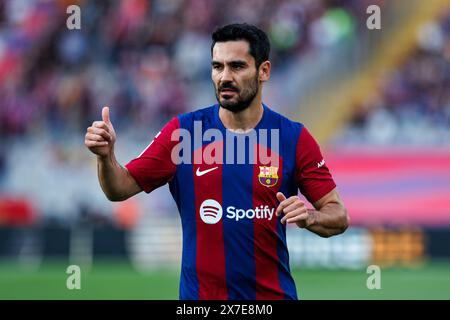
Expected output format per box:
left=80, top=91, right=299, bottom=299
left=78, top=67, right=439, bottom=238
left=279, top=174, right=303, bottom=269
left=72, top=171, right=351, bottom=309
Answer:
left=0, top=0, right=377, bottom=140
left=338, top=10, right=450, bottom=146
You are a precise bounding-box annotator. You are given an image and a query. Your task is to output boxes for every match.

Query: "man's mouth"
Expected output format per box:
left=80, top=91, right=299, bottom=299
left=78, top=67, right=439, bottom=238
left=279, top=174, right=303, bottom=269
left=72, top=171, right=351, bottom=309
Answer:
left=220, top=88, right=238, bottom=96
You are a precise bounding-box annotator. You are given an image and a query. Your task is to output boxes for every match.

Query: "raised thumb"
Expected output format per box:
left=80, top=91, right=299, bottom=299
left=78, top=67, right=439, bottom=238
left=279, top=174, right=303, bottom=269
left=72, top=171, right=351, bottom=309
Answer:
left=102, top=106, right=110, bottom=124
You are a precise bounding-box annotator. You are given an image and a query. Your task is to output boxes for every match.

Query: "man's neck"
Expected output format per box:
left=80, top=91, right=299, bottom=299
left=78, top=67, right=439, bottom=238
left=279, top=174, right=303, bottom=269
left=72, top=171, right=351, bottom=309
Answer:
left=219, top=97, right=264, bottom=132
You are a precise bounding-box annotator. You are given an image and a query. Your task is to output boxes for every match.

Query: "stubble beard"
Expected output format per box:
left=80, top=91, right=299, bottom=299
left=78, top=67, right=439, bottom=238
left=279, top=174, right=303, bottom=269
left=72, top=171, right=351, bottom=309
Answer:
left=215, top=75, right=259, bottom=113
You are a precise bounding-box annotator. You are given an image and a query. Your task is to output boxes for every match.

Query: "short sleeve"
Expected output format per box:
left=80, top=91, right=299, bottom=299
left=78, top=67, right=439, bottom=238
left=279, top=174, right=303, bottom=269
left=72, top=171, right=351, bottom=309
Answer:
left=125, top=117, right=179, bottom=193
left=295, top=126, right=336, bottom=203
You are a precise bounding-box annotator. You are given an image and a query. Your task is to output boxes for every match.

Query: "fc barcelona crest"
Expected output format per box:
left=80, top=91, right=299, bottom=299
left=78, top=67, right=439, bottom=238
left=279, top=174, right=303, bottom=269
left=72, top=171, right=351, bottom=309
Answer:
left=258, top=166, right=278, bottom=187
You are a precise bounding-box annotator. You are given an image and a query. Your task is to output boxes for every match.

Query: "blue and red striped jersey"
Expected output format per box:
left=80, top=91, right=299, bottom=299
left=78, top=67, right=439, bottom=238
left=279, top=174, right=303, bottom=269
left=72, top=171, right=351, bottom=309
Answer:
left=126, top=104, right=336, bottom=300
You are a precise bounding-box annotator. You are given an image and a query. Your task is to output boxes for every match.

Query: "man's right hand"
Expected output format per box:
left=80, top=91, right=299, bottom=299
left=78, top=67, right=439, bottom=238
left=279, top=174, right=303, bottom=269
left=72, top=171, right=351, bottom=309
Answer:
left=85, top=106, right=116, bottom=157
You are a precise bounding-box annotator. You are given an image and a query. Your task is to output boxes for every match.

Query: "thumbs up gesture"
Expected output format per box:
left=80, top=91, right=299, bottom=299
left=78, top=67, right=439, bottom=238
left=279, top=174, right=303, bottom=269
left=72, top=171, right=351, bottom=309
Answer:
left=85, top=106, right=116, bottom=157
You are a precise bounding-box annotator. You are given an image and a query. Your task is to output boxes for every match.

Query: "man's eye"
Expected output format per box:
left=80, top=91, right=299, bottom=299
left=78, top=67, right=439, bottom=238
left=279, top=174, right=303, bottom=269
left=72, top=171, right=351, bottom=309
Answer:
left=213, top=65, right=222, bottom=70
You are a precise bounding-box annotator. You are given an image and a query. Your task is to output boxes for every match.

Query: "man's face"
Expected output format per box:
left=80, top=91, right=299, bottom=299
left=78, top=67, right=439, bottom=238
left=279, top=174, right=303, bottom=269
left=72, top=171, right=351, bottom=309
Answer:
left=211, top=40, right=259, bottom=112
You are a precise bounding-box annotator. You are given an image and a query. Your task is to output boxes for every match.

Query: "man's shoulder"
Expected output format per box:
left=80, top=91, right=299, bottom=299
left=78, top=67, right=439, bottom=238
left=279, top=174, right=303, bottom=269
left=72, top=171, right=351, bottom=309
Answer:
left=264, top=105, right=305, bottom=132
left=176, top=104, right=216, bottom=127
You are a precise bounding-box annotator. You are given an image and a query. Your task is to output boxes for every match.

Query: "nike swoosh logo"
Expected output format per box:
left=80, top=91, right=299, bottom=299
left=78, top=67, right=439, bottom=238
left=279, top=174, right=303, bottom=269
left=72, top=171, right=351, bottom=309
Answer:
left=196, top=167, right=218, bottom=176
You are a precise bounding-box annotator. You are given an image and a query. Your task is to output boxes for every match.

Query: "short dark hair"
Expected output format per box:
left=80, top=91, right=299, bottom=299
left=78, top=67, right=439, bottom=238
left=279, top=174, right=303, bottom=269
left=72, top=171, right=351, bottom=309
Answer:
left=211, top=23, right=270, bottom=69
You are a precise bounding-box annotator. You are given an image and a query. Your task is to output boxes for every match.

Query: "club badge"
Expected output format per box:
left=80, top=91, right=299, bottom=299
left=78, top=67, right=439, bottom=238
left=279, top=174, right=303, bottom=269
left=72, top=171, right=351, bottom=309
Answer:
left=258, top=166, right=278, bottom=187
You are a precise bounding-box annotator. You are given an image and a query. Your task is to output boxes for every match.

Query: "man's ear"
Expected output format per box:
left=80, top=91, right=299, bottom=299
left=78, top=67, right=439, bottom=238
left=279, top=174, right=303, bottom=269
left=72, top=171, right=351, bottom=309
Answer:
left=259, top=61, right=271, bottom=82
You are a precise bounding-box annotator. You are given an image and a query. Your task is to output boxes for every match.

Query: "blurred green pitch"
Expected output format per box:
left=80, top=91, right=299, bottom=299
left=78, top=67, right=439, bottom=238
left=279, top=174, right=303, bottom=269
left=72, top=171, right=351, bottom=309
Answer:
left=1, top=261, right=449, bottom=300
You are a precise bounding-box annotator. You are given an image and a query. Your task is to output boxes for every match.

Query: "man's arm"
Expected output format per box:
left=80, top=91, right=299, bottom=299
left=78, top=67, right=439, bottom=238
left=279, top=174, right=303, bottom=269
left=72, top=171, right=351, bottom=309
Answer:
left=276, top=188, right=349, bottom=238
left=85, top=106, right=142, bottom=201
left=97, top=153, right=142, bottom=201
left=282, top=125, right=349, bottom=237
left=307, top=188, right=348, bottom=237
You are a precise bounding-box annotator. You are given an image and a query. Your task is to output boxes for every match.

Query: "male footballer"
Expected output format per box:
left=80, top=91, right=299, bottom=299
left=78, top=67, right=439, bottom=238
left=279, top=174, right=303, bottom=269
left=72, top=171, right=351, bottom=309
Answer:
left=85, top=23, right=349, bottom=300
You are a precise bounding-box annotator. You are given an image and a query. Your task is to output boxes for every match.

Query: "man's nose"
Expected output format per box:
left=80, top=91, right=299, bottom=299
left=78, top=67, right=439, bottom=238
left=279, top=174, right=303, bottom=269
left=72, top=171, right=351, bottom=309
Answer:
left=220, top=66, right=233, bottom=82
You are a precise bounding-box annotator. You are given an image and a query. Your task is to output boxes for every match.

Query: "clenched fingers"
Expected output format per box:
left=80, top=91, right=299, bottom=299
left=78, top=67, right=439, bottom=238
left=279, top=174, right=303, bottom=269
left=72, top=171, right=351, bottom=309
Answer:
left=92, top=121, right=109, bottom=130
left=281, top=207, right=308, bottom=224
left=276, top=196, right=298, bottom=216
left=85, top=139, right=109, bottom=147
left=283, top=200, right=305, bottom=214
left=85, top=132, right=108, bottom=142
left=87, top=126, right=112, bottom=141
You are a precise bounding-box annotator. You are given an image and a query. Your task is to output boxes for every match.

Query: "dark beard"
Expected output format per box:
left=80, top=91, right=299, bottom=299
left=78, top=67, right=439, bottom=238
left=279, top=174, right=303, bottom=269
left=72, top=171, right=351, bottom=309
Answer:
left=215, top=76, right=259, bottom=113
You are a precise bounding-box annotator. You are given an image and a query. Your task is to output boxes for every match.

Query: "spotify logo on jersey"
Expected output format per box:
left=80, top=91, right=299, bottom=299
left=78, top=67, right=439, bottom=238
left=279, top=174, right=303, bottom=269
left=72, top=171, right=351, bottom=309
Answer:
left=200, top=199, right=275, bottom=224
left=199, top=199, right=223, bottom=224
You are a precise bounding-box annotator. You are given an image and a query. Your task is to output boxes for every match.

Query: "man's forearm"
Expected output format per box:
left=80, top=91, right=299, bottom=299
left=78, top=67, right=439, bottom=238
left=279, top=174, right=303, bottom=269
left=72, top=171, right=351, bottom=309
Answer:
left=305, top=202, right=349, bottom=238
left=97, top=152, right=136, bottom=201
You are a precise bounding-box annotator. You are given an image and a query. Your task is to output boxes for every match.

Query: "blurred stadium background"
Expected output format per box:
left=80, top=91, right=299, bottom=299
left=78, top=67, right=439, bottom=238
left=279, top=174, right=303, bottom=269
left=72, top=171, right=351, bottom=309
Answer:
left=1, top=0, right=450, bottom=299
